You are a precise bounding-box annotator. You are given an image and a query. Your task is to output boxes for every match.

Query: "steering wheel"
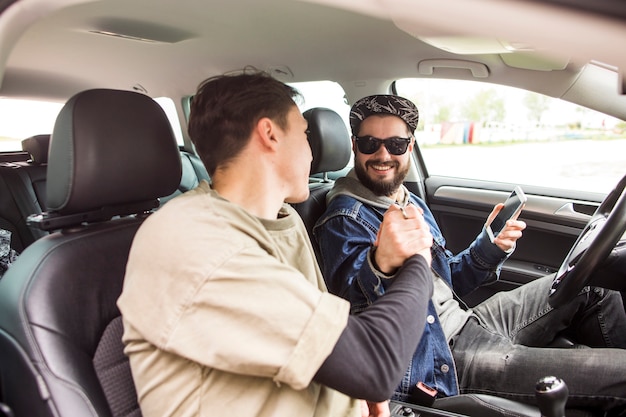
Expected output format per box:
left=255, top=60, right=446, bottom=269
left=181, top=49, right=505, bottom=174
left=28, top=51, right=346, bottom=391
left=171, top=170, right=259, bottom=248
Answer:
left=549, top=173, right=626, bottom=308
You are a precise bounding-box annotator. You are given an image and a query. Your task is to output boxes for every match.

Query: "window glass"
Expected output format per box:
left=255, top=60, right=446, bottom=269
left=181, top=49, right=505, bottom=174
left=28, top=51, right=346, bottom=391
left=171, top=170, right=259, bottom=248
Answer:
left=395, top=78, right=626, bottom=193
left=0, top=96, right=184, bottom=152
left=289, top=80, right=351, bottom=125
left=154, top=97, right=184, bottom=146
left=0, top=99, right=63, bottom=151
left=289, top=80, right=353, bottom=175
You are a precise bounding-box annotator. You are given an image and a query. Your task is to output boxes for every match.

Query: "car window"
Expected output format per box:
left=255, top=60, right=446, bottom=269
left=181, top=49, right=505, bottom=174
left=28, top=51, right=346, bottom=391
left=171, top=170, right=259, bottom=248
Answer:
left=289, top=80, right=350, bottom=124
left=154, top=97, right=184, bottom=146
left=0, top=96, right=184, bottom=152
left=289, top=80, right=353, bottom=176
left=0, top=98, right=63, bottom=151
left=395, top=78, right=626, bottom=193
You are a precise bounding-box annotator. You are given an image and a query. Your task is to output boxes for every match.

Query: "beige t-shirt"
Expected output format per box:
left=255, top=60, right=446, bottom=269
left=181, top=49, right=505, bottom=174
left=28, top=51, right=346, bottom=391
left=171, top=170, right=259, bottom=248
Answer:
left=118, top=181, right=358, bottom=417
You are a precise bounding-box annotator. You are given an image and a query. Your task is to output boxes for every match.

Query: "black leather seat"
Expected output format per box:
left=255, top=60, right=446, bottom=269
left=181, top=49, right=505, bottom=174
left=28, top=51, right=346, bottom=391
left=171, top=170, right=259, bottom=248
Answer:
left=20, top=135, right=50, bottom=201
left=159, top=148, right=210, bottom=206
left=292, top=107, right=352, bottom=240
left=0, top=134, right=50, bottom=252
left=0, top=88, right=182, bottom=417
left=0, top=131, right=208, bottom=255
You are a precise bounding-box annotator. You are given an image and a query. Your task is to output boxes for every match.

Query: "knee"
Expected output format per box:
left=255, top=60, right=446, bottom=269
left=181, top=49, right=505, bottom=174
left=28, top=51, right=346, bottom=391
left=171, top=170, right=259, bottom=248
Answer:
left=585, top=286, right=626, bottom=315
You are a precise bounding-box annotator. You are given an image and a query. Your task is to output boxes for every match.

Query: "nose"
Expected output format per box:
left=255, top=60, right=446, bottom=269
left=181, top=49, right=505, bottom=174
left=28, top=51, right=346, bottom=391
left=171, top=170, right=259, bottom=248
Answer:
left=373, top=141, right=392, bottom=158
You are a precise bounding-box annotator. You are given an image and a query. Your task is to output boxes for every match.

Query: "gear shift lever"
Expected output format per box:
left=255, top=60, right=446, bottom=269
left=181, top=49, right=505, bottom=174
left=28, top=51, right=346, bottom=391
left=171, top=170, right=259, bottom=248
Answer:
left=535, top=376, right=568, bottom=417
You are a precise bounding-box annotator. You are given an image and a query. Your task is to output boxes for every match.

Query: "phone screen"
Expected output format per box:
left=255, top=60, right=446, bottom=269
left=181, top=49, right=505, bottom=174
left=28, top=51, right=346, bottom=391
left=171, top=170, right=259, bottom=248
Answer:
left=488, top=187, right=527, bottom=240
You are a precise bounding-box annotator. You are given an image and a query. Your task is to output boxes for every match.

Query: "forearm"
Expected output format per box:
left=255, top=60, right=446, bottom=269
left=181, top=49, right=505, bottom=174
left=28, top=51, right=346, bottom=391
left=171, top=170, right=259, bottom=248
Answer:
left=314, top=254, right=433, bottom=402
left=315, top=217, right=385, bottom=303
left=348, top=248, right=395, bottom=312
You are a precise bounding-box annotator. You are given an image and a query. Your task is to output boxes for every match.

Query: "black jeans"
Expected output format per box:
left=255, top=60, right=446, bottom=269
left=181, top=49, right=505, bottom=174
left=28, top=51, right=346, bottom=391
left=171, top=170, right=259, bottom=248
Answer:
left=452, top=274, right=626, bottom=412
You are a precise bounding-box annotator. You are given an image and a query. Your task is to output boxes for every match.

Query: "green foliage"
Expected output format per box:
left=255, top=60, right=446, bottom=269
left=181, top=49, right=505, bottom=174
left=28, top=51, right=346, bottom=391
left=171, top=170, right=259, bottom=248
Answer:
left=459, top=88, right=505, bottom=124
left=523, top=92, right=550, bottom=122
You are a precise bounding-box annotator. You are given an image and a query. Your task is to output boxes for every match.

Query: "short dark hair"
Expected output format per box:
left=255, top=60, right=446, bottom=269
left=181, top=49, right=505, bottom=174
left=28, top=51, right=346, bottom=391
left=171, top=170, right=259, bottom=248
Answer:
left=188, top=69, right=301, bottom=176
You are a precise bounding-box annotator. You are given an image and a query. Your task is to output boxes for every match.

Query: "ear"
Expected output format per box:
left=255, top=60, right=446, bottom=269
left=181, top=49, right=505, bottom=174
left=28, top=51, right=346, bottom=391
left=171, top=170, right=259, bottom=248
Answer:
left=254, top=117, right=279, bottom=151
left=351, top=136, right=358, bottom=154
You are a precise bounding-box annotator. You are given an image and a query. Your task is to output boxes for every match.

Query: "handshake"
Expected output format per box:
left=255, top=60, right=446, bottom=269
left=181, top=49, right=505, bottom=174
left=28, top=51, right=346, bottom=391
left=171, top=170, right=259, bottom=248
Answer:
left=373, top=203, right=433, bottom=274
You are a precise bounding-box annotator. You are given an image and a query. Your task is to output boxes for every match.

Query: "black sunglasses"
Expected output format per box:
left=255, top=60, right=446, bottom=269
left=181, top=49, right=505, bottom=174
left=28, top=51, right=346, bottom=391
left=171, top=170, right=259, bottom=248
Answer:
left=354, top=136, right=412, bottom=155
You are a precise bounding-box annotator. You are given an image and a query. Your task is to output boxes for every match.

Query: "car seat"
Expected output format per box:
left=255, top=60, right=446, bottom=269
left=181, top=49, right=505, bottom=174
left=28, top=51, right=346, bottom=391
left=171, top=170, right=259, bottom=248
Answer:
left=159, top=148, right=210, bottom=206
left=0, top=135, right=50, bottom=253
left=291, top=107, right=352, bottom=241
left=0, top=88, right=182, bottom=417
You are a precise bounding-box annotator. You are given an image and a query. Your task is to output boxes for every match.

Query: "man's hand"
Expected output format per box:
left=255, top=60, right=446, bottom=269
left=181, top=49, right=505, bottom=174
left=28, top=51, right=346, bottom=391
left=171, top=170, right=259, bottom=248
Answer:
left=361, top=400, right=390, bottom=417
left=374, top=204, right=433, bottom=274
left=486, top=203, right=527, bottom=252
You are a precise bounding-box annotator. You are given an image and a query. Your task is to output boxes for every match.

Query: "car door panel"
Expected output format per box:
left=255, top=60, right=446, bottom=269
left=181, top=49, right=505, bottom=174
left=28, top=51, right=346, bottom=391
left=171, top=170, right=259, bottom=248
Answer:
left=423, top=176, right=604, bottom=306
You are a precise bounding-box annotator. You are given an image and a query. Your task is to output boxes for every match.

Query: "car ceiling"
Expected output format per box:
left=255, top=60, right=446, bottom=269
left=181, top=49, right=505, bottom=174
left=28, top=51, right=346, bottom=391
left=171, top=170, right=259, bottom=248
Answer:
left=1, top=0, right=626, bottom=119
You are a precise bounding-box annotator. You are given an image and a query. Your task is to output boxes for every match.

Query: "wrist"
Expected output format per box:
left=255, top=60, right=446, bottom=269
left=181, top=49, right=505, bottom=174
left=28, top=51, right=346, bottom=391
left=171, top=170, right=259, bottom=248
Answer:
left=370, top=247, right=397, bottom=276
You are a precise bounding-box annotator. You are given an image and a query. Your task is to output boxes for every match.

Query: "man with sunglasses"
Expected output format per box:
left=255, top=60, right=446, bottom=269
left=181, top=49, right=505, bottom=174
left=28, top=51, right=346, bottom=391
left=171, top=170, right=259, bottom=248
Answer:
left=313, top=94, right=626, bottom=411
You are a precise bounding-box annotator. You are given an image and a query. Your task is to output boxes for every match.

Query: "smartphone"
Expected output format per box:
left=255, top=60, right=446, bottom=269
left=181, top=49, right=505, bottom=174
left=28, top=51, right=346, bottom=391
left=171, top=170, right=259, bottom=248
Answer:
left=486, top=186, right=527, bottom=242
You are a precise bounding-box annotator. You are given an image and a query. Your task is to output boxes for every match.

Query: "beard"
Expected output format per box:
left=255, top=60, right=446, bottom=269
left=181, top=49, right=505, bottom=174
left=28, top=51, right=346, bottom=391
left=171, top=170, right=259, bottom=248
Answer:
left=354, top=158, right=409, bottom=197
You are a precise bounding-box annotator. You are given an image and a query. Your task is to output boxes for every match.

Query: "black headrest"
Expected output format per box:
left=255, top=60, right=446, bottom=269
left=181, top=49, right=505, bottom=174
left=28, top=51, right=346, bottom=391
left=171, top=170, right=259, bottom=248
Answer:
left=21, top=134, right=50, bottom=164
left=303, top=107, right=351, bottom=175
left=45, top=89, right=182, bottom=216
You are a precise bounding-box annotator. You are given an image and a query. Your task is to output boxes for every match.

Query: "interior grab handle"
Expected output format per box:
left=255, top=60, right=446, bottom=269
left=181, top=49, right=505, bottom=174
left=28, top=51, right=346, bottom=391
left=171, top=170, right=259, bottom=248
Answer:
left=554, top=203, right=592, bottom=221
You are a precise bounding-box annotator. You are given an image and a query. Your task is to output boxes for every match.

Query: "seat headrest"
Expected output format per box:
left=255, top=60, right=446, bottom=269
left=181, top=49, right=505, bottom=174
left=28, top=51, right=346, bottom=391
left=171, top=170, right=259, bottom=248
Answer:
left=21, top=134, right=50, bottom=164
left=303, top=107, right=351, bottom=175
left=46, top=89, right=182, bottom=215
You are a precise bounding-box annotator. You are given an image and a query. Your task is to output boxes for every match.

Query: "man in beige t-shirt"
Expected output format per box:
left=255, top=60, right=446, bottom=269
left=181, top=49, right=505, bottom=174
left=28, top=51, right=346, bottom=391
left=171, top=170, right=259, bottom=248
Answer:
left=118, top=70, right=434, bottom=417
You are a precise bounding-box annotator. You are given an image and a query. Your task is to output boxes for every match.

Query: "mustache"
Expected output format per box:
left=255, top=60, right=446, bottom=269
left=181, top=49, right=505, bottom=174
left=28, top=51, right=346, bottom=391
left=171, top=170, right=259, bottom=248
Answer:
left=365, top=160, right=399, bottom=169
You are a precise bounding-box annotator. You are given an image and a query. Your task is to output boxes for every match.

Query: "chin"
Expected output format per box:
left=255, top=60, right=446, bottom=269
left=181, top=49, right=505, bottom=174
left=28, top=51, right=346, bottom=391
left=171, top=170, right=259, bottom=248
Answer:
left=371, top=172, right=395, bottom=183
left=285, top=190, right=310, bottom=205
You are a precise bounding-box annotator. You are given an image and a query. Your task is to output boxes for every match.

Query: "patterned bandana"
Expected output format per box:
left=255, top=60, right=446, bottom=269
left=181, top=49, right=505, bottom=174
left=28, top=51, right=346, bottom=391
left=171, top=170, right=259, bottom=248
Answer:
left=349, top=94, right=419, bottom=135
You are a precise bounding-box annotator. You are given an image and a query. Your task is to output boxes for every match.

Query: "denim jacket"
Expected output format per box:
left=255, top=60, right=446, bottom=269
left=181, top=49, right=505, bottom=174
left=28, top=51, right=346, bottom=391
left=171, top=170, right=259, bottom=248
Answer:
left=312, top=177, right=510, bottom=401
